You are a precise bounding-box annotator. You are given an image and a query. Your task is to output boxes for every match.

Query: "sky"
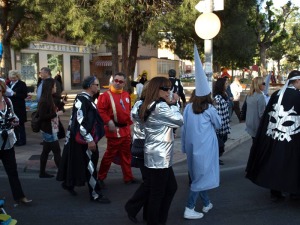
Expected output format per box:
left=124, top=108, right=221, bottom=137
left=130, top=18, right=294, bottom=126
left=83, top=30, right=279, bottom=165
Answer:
left=272, top=0, right=300, bottom=8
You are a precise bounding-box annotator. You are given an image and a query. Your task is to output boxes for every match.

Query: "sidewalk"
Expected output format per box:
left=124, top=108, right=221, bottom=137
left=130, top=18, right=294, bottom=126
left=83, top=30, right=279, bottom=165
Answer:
left=8, top=103, right=250, bottom=174
left=2, top=85, right=258, bottom=174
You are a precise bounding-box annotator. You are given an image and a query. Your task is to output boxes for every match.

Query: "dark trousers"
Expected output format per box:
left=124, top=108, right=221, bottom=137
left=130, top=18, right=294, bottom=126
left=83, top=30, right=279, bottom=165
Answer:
left=218, top=134, right=228, bottom=157
left=0, top=148, right=25, bottom=201
left=125, top=165, right=148, bottom=219
left=233, top=101, right=241, bottom=121
left=146, top=167, right=177, bottom=225
left=40, top=141, right=61, bottom=174
left=14, top=123, right=26, bottom=145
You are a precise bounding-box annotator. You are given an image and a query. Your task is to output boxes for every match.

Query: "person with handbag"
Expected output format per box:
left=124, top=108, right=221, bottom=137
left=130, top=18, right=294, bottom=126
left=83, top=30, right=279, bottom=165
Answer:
left=181, top=46, right=221, bottom=220
left=213, top=78, right=231, bottom=165
left=57, top=76, right=110, bottom=203
left=245, top=77, right=266, bottom=144
left=0, top=80, right=32, bottom=205
left=125, top=82, right=148, bottom=223
left=38, top=78, right=64, bottom=178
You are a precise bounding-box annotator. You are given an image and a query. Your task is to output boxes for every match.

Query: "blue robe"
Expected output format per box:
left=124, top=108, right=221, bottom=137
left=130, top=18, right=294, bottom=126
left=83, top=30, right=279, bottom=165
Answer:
left=181, top=104, right=221, bottom=192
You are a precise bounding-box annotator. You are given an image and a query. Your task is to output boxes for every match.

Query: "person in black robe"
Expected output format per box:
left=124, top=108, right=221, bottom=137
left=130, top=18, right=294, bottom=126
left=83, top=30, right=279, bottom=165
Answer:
left=56, top=76, right=110, bottom=203
left=246, top=70, right=300, bottom=201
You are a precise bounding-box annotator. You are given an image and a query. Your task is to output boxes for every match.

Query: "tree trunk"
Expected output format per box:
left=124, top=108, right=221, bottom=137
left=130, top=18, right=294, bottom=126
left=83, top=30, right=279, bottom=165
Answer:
left=121, top=33, right=129, bottom=75
left=277, top=59, right=281, bottom=75
left=110, top=34, right=119, bottom=75
left=259, top=44, right=267, bottom=76
left=127, top=28, right=139, bottom=93
left=1, top=39, right=12, bottom=78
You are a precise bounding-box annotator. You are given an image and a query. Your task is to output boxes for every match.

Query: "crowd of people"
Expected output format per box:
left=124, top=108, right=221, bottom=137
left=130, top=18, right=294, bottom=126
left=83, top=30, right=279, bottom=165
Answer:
left=1, top=64, right=300, bottom=225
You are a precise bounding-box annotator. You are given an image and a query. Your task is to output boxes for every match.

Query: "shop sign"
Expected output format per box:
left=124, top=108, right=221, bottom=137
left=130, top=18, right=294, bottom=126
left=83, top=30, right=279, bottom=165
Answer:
left=29, top=42, right=89, bottom=53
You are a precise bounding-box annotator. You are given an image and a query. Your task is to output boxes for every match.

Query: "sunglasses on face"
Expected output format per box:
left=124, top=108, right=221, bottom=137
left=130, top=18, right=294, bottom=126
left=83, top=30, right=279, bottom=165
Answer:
left=159, top=87, right=171, bottom=92
left=262, top=82, right=266, bottom=85
left=114, top=79, right=125, bottom=84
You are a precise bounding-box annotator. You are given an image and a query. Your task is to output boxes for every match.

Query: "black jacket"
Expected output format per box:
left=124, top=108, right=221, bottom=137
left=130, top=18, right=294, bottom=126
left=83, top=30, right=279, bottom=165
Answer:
left=7, top=80, right=28, bottom=123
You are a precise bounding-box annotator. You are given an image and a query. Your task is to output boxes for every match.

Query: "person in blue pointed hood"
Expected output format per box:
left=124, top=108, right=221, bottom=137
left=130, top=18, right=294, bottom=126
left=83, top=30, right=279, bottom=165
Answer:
left=181, top=45, right=221, bottom=220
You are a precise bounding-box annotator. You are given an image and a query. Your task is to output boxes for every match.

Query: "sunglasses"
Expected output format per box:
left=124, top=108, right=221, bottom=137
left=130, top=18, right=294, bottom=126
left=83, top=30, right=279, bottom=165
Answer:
left=159, top=87, right=171, bottom=92
left=114, top=79, right=125, bottom=84
left=262, top=82, right=266, bottom=85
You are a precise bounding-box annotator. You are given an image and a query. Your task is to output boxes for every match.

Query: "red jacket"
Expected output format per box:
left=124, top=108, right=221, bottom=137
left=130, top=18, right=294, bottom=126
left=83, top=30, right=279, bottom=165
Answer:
left=97, top=90, right=132, bottom=138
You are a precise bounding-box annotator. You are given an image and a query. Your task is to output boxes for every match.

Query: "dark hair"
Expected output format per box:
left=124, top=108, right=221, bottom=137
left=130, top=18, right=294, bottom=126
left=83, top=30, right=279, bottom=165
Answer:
left=139, top=77, right=171, bottom=121
left=288, top=70, right=300, bottom=79
left=114, top=72, right=126, bottom=80
left=168, top=69, right=176, bottom=77
left=213, top=78, right=226, bottom=98
left=288, top=70, right=300, bottom=85
left=191, top=93, right=213, bottom=114
left=41, top=67, right=51, bottom=76
left=82, top=76, right=96, bottom=89
left=40, top=78, right=56, bottom=113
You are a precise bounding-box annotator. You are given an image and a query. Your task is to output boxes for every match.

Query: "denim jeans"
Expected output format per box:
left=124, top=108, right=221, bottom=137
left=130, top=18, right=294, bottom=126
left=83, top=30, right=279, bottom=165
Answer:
left=186, top=190, right=210, bottom=209
left=41, top=131, right=58, bottom=142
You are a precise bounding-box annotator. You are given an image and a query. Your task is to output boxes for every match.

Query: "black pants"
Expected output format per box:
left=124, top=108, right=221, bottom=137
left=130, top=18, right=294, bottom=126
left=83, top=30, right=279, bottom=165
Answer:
left=233, top=101, right=241, bottom=121
left=146, top=167, right=177, bottom=225
left=40, top=141, right=61, bottom=174
left=14, top=123, right=26, bottom=145
left=0, top=148, right=25, bottom=201
left=125, top=165, right=148, bottom=219
left=218, top=134, right=228, bottom=157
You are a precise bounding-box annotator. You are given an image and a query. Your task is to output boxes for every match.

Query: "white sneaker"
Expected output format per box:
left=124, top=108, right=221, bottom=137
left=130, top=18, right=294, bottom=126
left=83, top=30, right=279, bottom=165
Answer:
left=183, top=207, right=204, bottom=219
left=202, top=203, right=213, bottom=213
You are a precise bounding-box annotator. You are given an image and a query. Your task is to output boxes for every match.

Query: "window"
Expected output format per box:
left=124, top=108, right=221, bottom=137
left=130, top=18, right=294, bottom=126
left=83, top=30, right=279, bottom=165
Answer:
left=20, top=53, right=39, bottom=87
left=157, top=60, right=176, bottom=74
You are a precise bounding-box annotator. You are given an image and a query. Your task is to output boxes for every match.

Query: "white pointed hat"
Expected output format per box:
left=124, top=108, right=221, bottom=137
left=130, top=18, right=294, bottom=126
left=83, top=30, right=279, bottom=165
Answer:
left=194, top=44, right=210, bottom=96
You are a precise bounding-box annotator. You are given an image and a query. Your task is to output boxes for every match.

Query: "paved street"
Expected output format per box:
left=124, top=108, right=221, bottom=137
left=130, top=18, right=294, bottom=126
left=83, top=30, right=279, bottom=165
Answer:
left=1, top=139, right=300, bottom=225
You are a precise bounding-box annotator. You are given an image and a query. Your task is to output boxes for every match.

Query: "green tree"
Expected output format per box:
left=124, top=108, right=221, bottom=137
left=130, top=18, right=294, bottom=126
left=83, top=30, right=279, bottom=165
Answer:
left=96, top=0, right=183, bottom=82
left=147, top=0, right=257, bottom=74
left=247, top=0, right=296, bottom=75
left=213, top=0, right=257, bottom=72
left=0, top=0, right=43, bottom=75
left=0, top=0, right=103, bottom=76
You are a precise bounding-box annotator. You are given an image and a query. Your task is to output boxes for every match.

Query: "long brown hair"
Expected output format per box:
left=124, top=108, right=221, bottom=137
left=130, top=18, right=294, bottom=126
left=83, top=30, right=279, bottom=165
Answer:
left=139, top=77, right=171, bottom=121
left=39, top=78, right=56, bottom=113
left=191, top=92, right=213, bottom=114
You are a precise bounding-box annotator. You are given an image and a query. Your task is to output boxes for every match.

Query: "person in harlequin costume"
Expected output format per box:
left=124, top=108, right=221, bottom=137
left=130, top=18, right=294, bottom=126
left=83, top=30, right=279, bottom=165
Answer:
left=97, top=72, right=136, bottom=187
left=246, top=70, right=300, bottom=201
left=56, top=76, right=110, bottom=203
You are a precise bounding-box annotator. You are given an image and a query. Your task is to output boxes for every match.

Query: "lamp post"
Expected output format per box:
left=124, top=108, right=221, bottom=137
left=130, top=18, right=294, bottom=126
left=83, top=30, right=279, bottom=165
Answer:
left=195, top=0, right=222, bottom=92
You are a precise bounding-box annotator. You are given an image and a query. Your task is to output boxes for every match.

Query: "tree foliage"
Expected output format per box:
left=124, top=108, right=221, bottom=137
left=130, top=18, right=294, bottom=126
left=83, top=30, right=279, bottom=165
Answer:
left=247, top=0, right=296, bottom=75
left=213, top=0, right=257, bottom=71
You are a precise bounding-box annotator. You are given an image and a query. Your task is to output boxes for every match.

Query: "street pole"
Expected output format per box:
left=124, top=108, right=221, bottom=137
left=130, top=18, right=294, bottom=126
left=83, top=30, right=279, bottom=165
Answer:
left=195, top=0, right=222, bottom=92
left=204, top=0, right=214, bottom=93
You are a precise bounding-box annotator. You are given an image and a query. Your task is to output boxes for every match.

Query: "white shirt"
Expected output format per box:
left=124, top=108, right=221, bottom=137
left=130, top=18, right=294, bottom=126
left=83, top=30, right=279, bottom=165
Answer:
left=230, top=81, right=243, bottom=101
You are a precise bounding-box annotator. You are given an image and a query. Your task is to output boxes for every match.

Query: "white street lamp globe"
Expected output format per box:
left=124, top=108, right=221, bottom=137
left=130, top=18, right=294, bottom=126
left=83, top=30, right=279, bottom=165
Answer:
left=195, top=12, right=221, bottom=40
